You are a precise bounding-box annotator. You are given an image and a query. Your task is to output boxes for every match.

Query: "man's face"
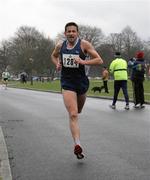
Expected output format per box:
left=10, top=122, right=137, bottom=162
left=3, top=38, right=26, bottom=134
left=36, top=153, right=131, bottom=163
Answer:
left=65, top=25, right=79, bottom=43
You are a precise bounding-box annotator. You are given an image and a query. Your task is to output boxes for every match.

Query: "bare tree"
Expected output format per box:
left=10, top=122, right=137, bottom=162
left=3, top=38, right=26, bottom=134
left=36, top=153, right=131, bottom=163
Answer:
left=79, top=25, right=105, bottom=48
left=121, top=26, right=143, bottom=59
left=1, top=23, right=150, bottom=79
left=107, top=26, right=143, bottom=59
left=142, top=40, right=150, bottom=78
left=8, top=26, right=54, bottom=76
left=0, top=40, right=11, bottom=75
left=107, top=33, right=123, bottom=52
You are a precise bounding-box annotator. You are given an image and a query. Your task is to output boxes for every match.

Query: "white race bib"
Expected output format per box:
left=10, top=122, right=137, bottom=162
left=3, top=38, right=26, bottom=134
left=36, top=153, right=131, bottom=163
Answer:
left=62, top=54, right=79, bottom=68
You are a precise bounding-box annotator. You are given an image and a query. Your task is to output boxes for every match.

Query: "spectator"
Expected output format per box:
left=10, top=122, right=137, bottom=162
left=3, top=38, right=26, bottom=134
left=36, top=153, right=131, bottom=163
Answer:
left=20, top=71, right=27, bottom=83
left=109, top=52, right=129, bottom=110
left=130, top=51, right=146, bottom=108
left=99, top=66, right=109, bottom=93
left=128, top=57, right=136, bottom=78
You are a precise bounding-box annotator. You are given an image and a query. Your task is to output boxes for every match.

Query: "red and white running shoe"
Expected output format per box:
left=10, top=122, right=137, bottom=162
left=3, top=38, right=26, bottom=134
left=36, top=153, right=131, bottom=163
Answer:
left=74, top=145, right=84, bottom=159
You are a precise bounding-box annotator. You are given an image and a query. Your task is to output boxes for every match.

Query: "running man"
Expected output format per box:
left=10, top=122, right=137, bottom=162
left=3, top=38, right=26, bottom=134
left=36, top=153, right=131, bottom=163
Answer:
left=51, top=22, right=103, bottom=159
left=2, top=69, right=10, bottom=89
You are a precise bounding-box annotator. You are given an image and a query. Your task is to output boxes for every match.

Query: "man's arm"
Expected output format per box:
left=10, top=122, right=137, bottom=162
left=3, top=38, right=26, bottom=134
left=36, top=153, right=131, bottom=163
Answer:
left=74, top=40, right=103, bottom=65
left=51, top=43, right=62, bottom=71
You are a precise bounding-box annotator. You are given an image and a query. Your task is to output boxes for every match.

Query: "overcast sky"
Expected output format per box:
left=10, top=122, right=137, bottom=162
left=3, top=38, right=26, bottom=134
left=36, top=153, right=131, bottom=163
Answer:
left=0, top=0, right=150, bottom=41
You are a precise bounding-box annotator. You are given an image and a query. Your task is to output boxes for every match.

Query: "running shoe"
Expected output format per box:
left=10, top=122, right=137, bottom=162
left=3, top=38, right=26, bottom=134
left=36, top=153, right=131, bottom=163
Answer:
left=140, top=104, right=145, bottom=109
left=74, top=145, right=84, bottom=159
left=109, top=104, right=116, bottom=109
left=133, top=104, right=140, bottom=108
left=124, top=105, right=130, bottom=110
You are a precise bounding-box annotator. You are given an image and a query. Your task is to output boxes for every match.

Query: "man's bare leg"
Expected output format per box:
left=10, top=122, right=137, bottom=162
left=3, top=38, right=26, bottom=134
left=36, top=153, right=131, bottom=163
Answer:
left=62, top=90, right=84, bottom=159
left=62, top=90, right=80, bottom=141
left=77, top=94, right=86, bottom=113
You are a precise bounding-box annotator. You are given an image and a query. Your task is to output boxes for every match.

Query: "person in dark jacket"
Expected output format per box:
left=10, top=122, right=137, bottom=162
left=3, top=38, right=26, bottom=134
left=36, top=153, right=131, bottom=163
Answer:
left=130, top=51, right=146, bottom=108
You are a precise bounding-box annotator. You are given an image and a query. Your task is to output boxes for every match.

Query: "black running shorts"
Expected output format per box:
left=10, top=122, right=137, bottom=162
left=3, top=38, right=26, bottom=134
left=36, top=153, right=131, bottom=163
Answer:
left=61, top=76, right=89, bottom=95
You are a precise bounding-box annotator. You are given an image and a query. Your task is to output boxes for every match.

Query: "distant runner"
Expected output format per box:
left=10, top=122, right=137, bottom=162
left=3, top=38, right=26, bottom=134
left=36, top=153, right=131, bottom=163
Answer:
left=2, top=69, right=10, bottom=89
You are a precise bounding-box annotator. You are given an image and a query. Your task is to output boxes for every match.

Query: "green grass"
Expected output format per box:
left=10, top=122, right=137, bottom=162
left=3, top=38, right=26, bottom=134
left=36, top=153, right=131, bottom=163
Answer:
left=88, top=79, right=150, bottom=102
left=8, top=79, right=150, bottom=103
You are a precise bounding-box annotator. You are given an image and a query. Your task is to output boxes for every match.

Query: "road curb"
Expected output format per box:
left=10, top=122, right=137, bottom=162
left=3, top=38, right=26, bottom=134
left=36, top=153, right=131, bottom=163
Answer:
left=8, top=86, right=150, bottom=105
left=0, top=126, right=12, bottom=180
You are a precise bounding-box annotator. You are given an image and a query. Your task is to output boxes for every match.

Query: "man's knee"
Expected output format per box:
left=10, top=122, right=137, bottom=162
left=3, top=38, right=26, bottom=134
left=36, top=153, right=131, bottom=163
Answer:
left=70, top=111, right=78, bottom=120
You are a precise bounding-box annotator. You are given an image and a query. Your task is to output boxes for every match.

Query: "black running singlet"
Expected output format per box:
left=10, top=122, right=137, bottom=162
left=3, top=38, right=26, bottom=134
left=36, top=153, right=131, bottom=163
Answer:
left=60, top=38, right=87, bottom=78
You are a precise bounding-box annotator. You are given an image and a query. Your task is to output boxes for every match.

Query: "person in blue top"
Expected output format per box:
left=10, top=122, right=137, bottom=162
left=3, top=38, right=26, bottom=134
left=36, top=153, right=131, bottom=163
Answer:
left=128, top=57, right=136, bottom=78
left=130, top=51, right=146, bottom=108
left=51, top=22, right=103, bottom=159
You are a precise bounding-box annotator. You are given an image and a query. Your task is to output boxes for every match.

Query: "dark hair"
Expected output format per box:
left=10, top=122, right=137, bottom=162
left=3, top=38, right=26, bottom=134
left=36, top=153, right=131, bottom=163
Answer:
left=65, top=22, right=79, bottom=32
left=114, top=52, right=121, bottom=58
left=115, top=52, right=121, bottom=56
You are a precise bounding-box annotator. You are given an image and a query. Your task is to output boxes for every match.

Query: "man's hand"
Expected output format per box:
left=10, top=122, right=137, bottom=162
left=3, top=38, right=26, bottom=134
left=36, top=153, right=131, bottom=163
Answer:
left=56, top=61, right=62, bottom=71
left=74, top=57, right=85, bottom=65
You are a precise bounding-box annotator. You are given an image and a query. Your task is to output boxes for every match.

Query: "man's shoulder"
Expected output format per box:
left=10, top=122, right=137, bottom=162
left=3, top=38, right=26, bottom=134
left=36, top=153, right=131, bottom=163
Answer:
left=81, top=39, right=90, bottom=45
left=80, top=39, right=92, bottom=52
left=54, top=41, right=64, bottom=53
left=111, top=58, right=126, bottom=64
left=116, top=58, right=127, bottom=63
left=110, top=59, right=116, bottom=64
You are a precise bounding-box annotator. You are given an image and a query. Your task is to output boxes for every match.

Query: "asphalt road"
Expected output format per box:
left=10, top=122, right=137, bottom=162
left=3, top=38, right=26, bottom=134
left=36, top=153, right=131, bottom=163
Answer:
left=0, top=88, right=150, bottom=180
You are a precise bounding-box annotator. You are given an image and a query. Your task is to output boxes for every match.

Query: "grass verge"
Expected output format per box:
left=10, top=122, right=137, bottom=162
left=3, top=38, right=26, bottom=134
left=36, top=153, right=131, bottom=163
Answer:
left=8, top=79, right=150, bottom=103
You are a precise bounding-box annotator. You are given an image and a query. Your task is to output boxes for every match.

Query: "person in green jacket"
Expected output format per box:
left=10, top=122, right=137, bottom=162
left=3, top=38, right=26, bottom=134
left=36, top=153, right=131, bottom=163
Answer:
left=109, top=52, right=129, bottom=110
